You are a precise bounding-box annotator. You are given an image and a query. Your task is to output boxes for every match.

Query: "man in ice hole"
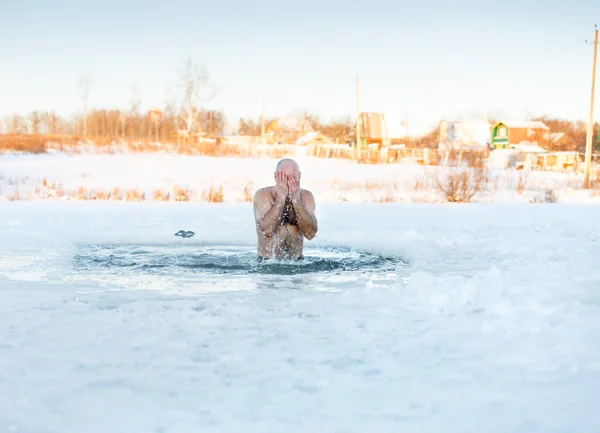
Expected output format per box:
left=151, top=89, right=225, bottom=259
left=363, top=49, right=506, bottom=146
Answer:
left=253, top=158, right=318, bottom=260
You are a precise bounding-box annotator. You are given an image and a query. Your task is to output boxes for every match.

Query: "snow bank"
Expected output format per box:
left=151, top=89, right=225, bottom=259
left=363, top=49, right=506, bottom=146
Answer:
left=0, top=153, right=596, bottom=204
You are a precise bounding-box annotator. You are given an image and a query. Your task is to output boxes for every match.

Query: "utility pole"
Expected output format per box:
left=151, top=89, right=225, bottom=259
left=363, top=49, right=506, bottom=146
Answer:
left=584, top=25, right=598, bottom=189
left=261, top=92, right=265, bottom=144
left=355, top=75, right=360, bottom=158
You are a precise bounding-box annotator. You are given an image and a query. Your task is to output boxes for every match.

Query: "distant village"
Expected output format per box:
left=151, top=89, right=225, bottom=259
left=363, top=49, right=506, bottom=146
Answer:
left=212, top=112, right=600, bottom=174
left=2, top=106, right=599, bottom=176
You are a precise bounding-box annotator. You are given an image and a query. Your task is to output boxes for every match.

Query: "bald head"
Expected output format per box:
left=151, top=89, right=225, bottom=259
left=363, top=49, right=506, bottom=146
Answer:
left=275, top=158, right=301, bottom=179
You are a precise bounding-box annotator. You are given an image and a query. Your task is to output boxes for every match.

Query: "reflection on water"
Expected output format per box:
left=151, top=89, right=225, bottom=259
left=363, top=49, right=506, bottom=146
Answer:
left=73, top=244, right=409, bottom=276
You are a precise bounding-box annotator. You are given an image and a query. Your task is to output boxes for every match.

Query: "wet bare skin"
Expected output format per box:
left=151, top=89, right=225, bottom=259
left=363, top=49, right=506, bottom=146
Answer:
left=253, top=164, right=317, bottom=260
left=254, top=187, right=310, bottom=259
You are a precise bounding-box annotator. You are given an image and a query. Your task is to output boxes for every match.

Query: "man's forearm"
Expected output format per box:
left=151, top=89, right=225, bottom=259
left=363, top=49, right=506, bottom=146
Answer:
left=257, top=198, right=285, bottom=236
left=291, top=197, right=318, bottom=239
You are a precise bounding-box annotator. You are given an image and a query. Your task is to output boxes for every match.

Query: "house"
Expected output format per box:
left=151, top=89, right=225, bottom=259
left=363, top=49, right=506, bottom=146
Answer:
left=358, top=111, right=413, bottom=142
left=356, top=111, right=434, bottom=146
left=490, top=120, right=550, bottom=149
left=538, top=151, right=582, bottom=171
left=357, top=112, right=395, bottom=144
left=438, top=119, right=491, bottom=150
left=294, top=131, right=334, bottom=146
left=266, top=116, right=315, bottom=144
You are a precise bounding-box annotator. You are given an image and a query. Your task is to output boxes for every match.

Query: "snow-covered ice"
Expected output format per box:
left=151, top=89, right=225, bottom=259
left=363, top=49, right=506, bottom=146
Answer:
left=0, top=152, right=597, bottom=204
left=1, top=200, right=600, bottom=433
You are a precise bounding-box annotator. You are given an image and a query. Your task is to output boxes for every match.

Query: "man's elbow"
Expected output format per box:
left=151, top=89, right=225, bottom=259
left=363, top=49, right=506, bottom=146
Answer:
left=257, top=220, right=275, bottom=237
left=304, top=224, right=318, bottom=240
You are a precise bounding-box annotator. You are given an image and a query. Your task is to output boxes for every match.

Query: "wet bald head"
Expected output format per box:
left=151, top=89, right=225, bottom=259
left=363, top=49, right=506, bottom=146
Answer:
left=275, top=158, right=301, bottom=179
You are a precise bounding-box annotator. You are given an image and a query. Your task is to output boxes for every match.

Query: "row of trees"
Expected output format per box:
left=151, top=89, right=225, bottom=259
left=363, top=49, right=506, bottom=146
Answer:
left=529, top=116, right=599, bottom=152
left=1, top=109, right=355, bottom=143
left=1, top=108, right=227, bottom=142
left=0, top=56, right=596, bottom=151
left=1, top=54, right=355, bottom=144
left=0, top=58, right=225, bottom=143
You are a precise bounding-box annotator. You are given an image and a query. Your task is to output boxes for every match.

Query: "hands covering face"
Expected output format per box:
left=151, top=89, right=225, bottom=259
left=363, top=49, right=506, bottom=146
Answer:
left=274, top=171, right=300, bottom=200
left=287, top=173, right=300, bottom=200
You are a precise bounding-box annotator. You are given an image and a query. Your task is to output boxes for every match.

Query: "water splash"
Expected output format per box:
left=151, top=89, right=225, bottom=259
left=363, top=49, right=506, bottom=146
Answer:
left=73, top=244, right=409, bottom=276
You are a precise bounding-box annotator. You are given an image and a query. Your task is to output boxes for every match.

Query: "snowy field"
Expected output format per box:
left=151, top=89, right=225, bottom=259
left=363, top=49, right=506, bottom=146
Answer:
left=0, top=152, right=597, bottom=203
left=1, top=199, right=600, bottom=433
left=1, top=152, right=600, bottom=432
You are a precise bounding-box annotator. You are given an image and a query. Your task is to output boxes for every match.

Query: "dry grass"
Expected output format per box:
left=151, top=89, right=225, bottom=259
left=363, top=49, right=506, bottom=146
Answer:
left=242, top=183, right=254, bottom=202
left=125, top=189, right=145, bottom=202
left=172, top=187, right=191, bottom=202
left=413, top=175, right=433, bottom=192
left=378, top=194, right=397, bottom=203
left=202, top=186, right=224, bottom=203
left=152, top=189, right=170, bottom=201
left=0, top=161, right=577, bottom=204
left=365, top=180, right=385, bottom=190
left=530, top=189, right=558, bottom=203
left=0, top=135, right=51, bottom=153
left=34, top=183, right=149, bottom=201
left=0, top=134, right=492, bottom=168
left=94, top=190, right=110, bottom=200
left=48, top=138, right=301, bottom=159
left=434, top=166, right=490, bottom=203
left=110, top=187, right=122, bottom=201
left=75, top=186, right=87, bottom=200
left=1, top=177, right=214, bottom=202
left=517, top=171, right=528, bottom=195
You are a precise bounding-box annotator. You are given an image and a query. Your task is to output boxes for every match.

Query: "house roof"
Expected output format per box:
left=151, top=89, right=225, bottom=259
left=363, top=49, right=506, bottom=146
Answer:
left=357, top=111, right=436, bottom=138
left=496, top=120, right=549, bottom=130
left=510, top=143, right=548, bottom=153
left=295, top=132, right=320, bottom=146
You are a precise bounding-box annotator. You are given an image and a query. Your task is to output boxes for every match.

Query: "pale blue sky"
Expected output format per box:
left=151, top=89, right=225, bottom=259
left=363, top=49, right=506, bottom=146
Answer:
left=1, top=0, right=599, bottom=131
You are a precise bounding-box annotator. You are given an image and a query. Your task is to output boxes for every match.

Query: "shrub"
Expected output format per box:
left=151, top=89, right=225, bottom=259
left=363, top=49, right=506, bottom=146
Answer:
left=434, top=166, right=490, bottom=203
left=530, top=189, right=557, bottom=203
left=243, top=183, right=254, bottom=202
left=173, top=187, right=191, bottom=202
left=152, top=189, right=170, bottom=201
left=202, top=186, right=224, bottom=203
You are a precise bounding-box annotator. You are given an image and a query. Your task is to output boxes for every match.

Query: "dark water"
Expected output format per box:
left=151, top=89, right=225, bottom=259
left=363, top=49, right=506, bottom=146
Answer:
left=73, top=244, right=409, bottom=276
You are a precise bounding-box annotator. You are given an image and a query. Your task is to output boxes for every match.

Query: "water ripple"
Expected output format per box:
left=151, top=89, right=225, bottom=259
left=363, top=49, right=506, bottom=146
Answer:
left=73, top=244, right=409, bottom=276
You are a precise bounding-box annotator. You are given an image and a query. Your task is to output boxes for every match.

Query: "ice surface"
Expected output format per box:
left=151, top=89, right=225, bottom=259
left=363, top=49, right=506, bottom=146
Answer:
left=1, top=201, right=600, bottom=433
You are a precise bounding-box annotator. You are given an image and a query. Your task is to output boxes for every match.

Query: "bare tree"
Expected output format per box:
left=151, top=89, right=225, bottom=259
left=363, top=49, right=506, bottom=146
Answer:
left=161, top=87, right=178, bottom=142
left=10, top=114, right=26, bottom=134
left=78, top=73, right=92, bottom=137
left=29, top=111, right=41, bottom=135
left=42, top=111, right=60, bottom=135
left=127, top=86, right=142, bottom=140
left=177, top=58, right=212, bottom=145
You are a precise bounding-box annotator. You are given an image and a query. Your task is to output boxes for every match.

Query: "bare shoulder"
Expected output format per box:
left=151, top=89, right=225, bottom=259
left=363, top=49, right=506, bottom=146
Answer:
left=300, top=188, right=315, bottom=200
left=300, top=189, right=316, bottom=208
left=253, top=186, right=274, bottom=204
left=253, top=187, right=275, bottom=217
